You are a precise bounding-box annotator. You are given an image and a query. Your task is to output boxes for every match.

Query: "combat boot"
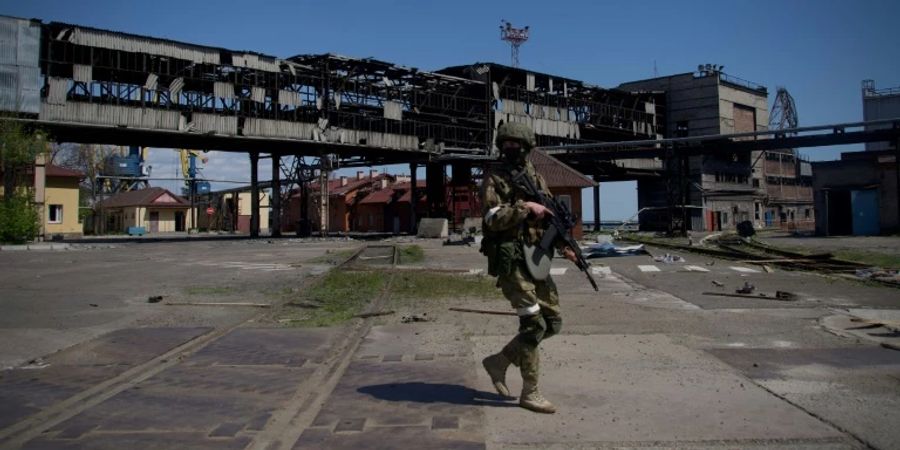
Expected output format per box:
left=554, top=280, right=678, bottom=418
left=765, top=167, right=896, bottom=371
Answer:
left=519, top=382, right=556, bottom=414
left=482, top=353, right=513, bottom=398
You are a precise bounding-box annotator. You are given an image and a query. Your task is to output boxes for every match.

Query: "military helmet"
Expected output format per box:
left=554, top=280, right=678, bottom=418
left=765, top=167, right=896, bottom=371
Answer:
left=495, top=122, right=536, bottom=151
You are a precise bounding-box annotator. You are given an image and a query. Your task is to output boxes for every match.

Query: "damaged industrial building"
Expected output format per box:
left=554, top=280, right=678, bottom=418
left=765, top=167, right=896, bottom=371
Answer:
left=1, top=15, right=898, bottom=237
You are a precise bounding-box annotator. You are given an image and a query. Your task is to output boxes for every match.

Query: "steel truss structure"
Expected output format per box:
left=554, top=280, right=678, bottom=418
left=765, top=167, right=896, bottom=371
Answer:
left=22, top=20, right=662, bottom=166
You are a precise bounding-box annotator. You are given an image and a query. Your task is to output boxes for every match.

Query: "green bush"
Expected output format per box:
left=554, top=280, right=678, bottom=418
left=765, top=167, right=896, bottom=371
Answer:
left=0, top=192, right=40, bottom=244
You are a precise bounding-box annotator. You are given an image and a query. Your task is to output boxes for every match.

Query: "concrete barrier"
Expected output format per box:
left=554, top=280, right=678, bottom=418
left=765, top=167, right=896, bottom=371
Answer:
left=417, top=218, right=449, bottom=238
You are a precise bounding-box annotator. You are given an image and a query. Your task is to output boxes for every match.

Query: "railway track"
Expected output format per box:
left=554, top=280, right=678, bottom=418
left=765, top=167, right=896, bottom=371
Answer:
left=0, top=244, right=400, bottom=450
left=624, top=235, right=899, bottom=288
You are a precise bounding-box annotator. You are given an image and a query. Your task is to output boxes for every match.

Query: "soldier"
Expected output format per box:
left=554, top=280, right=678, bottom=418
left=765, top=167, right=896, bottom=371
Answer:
left=479, top=122, right=577, bottom=414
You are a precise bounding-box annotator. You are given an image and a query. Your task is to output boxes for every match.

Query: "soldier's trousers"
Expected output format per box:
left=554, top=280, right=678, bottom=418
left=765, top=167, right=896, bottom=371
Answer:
left=497, top=266, right=562, bottom=386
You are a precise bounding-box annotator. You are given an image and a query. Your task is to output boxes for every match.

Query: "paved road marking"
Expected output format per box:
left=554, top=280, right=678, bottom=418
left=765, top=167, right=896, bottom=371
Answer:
left=684, top=265, right=710, bottom=272
left=591, top=266, right=612, bottom=275
left=638, top=265, right=661, bottom=272
left=730, top=266, right=760, bottom=273
left=550, top=268, right=568, bottom=275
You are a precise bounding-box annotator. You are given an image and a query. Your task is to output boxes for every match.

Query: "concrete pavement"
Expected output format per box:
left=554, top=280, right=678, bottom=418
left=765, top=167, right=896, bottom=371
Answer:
left=1, top=238, right=898, bottom=449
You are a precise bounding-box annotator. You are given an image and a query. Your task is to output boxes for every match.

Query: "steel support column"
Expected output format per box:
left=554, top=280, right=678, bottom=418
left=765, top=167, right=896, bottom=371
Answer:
left=593, top=179, right=601, bottom=232
left=895, top=137, right=900, bottom=231
left=410, top=163, right=418, bottom=234
left=665, top=145, right=675, bottom=236
left=426, top=162, right=446, bottom=218
left=680, top=153, right=689, bottom=235
left=270, top=154, right=281, bottom=237
left=250, top=151, right=260, bottom=238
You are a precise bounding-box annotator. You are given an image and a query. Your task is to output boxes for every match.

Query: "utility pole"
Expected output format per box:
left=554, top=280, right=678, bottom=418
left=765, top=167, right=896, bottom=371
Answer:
left=319, top=168, right=328, bottom=237
left=250, top=151, right=259, bottom=238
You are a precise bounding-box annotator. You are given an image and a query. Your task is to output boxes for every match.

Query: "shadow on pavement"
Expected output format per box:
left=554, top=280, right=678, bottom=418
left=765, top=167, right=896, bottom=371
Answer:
left=358, top=382, right=517, bottom=407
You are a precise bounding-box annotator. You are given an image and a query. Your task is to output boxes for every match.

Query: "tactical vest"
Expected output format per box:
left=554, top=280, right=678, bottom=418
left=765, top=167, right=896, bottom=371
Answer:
left=480, top=161, right=551, bottom=276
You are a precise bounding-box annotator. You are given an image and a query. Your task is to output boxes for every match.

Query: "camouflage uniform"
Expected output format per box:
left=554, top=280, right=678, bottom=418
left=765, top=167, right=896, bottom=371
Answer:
left=480, top=122, right=562, bottom=413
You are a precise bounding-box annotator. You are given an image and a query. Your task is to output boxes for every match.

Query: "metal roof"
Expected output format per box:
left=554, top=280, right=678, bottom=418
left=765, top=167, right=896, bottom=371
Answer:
left=528, top=149, right=596, bottom=189
left=97, top=187, right=189, bottom=209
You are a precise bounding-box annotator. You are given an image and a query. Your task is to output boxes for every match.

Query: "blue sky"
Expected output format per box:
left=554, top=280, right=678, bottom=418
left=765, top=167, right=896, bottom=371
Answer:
left=3, top=0, right=898, bottom=219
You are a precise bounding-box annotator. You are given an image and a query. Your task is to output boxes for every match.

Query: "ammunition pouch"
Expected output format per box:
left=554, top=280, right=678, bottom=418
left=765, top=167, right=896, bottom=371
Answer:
left=480, top=235, right=521, bottom=277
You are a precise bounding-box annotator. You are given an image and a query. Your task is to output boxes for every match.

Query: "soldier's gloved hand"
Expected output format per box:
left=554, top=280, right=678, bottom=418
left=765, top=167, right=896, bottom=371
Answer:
left=523, top=201, right=553, bottom=220
left=563, top=246, right=577, bottom=263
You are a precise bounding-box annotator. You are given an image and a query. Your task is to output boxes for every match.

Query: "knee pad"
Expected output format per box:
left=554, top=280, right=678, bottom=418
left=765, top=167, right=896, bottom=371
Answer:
left=517, top=314, right=547, bottom=346
left=544, top=315, right=562, bottom=338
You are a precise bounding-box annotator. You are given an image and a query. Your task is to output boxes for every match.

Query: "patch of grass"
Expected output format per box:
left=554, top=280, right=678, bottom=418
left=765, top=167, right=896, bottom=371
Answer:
left=398, top=245, right=425, bottom=264
left=831, top=250, right=900, bottom=269
left=279, top=271, right=386, bottom=327
left=307, top=248, right=358, bottom=265
left=184, top=286, right=235, bottom=296
left=391, top=272, right=501, bottom=301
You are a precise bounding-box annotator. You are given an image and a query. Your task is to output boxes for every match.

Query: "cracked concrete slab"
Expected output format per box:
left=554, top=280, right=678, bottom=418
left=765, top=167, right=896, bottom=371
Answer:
left=293, top=324, right=487, bottom=449
left=710, top=346, right=900, bottom=450
left=473, top=334, right=852, bottom=449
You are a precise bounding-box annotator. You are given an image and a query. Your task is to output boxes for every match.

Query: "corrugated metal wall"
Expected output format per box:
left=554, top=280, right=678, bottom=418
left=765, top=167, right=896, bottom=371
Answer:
left=0, top=16, right=40, bottom=114
left=500, top=99, right=580, bottom=139
left=244, top=118, right=317, bottom=139
left=278, top=90, right=302, bottom=107
left=192, top=113, right=237, bottom=135
left=213, top=82, right=235, bottom=99
left=41, top=103, right=181, bottom=130
left=69, top=27, right=221, bottom=65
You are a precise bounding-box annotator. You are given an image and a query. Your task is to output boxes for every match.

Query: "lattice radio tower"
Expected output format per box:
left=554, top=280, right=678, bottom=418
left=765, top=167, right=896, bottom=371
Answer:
left=500, top=20, right=529, bottom=68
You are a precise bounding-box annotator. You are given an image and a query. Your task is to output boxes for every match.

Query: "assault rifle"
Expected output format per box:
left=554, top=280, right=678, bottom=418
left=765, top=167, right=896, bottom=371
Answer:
left=509, top=168, right=599, bottom=292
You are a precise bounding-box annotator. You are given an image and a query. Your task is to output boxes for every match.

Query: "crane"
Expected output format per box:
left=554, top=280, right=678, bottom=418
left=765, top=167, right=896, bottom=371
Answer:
left=179, top=149, right=210, bottom=196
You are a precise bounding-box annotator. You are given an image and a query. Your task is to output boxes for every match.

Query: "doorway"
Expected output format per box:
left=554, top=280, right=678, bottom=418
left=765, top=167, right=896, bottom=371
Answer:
left=826, top=191, right=852, bottom=235
left=149, top=211, right=160, bottom=233
left=174, top=211, right=185, bottom=232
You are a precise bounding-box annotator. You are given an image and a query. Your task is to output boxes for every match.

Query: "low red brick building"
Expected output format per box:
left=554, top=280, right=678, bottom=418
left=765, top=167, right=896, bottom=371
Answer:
left=283, top=153, right=595, bottom=238
left=283, top=170, right=394, bottom=233
left=527, top=149, right=597, bottom=239
left=356, top=181, right=426, bottom=233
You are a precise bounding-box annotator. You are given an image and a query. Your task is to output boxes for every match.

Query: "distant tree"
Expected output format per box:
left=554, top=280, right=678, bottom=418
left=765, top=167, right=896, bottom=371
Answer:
left=1, top=120, right=46, bottom=199
left=0, top=191, right=40, bottom=243
left=0, top=120, right=46, bottom=243
left=53, top=143, right=117, bottom=207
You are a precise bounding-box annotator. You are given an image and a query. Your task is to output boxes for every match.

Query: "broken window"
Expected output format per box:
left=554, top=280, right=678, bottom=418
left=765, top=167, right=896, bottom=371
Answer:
left=49, top=205, right=63, bottom=224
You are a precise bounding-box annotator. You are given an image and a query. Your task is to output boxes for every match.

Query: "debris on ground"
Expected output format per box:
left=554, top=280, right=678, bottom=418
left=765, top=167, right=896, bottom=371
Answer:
left=164, top=302, right=271, bottom=308
left=20, top=358, right=50, bottom=369
left=449, top=307, right=517, bottom=316
left=284, top=301, right=321, bottom=309
left=401, top=313, right=434, bottom=323
left=855, top=268, right=900, bottom=283
left=849, top=317, right=900, bottom=332
left=763, top=265, right=775, bottom=273
left=147, top=295, right=164, bottom=303
left=626, top=233, right=900, bottom=288
left=653, top=253, right=685, bottom=264
left=881, top=342, right=900, bottom=352
left=584, top=241, right=646, bottom=258
left=711, top=280, right=725, bottom=287
left=354, top=310, right=396, bottom=319
left=702, top=291, right=798, bottom=301
left=775, top=290, right=797, bottom=301
left=736, top=282, right=755, bottom=294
